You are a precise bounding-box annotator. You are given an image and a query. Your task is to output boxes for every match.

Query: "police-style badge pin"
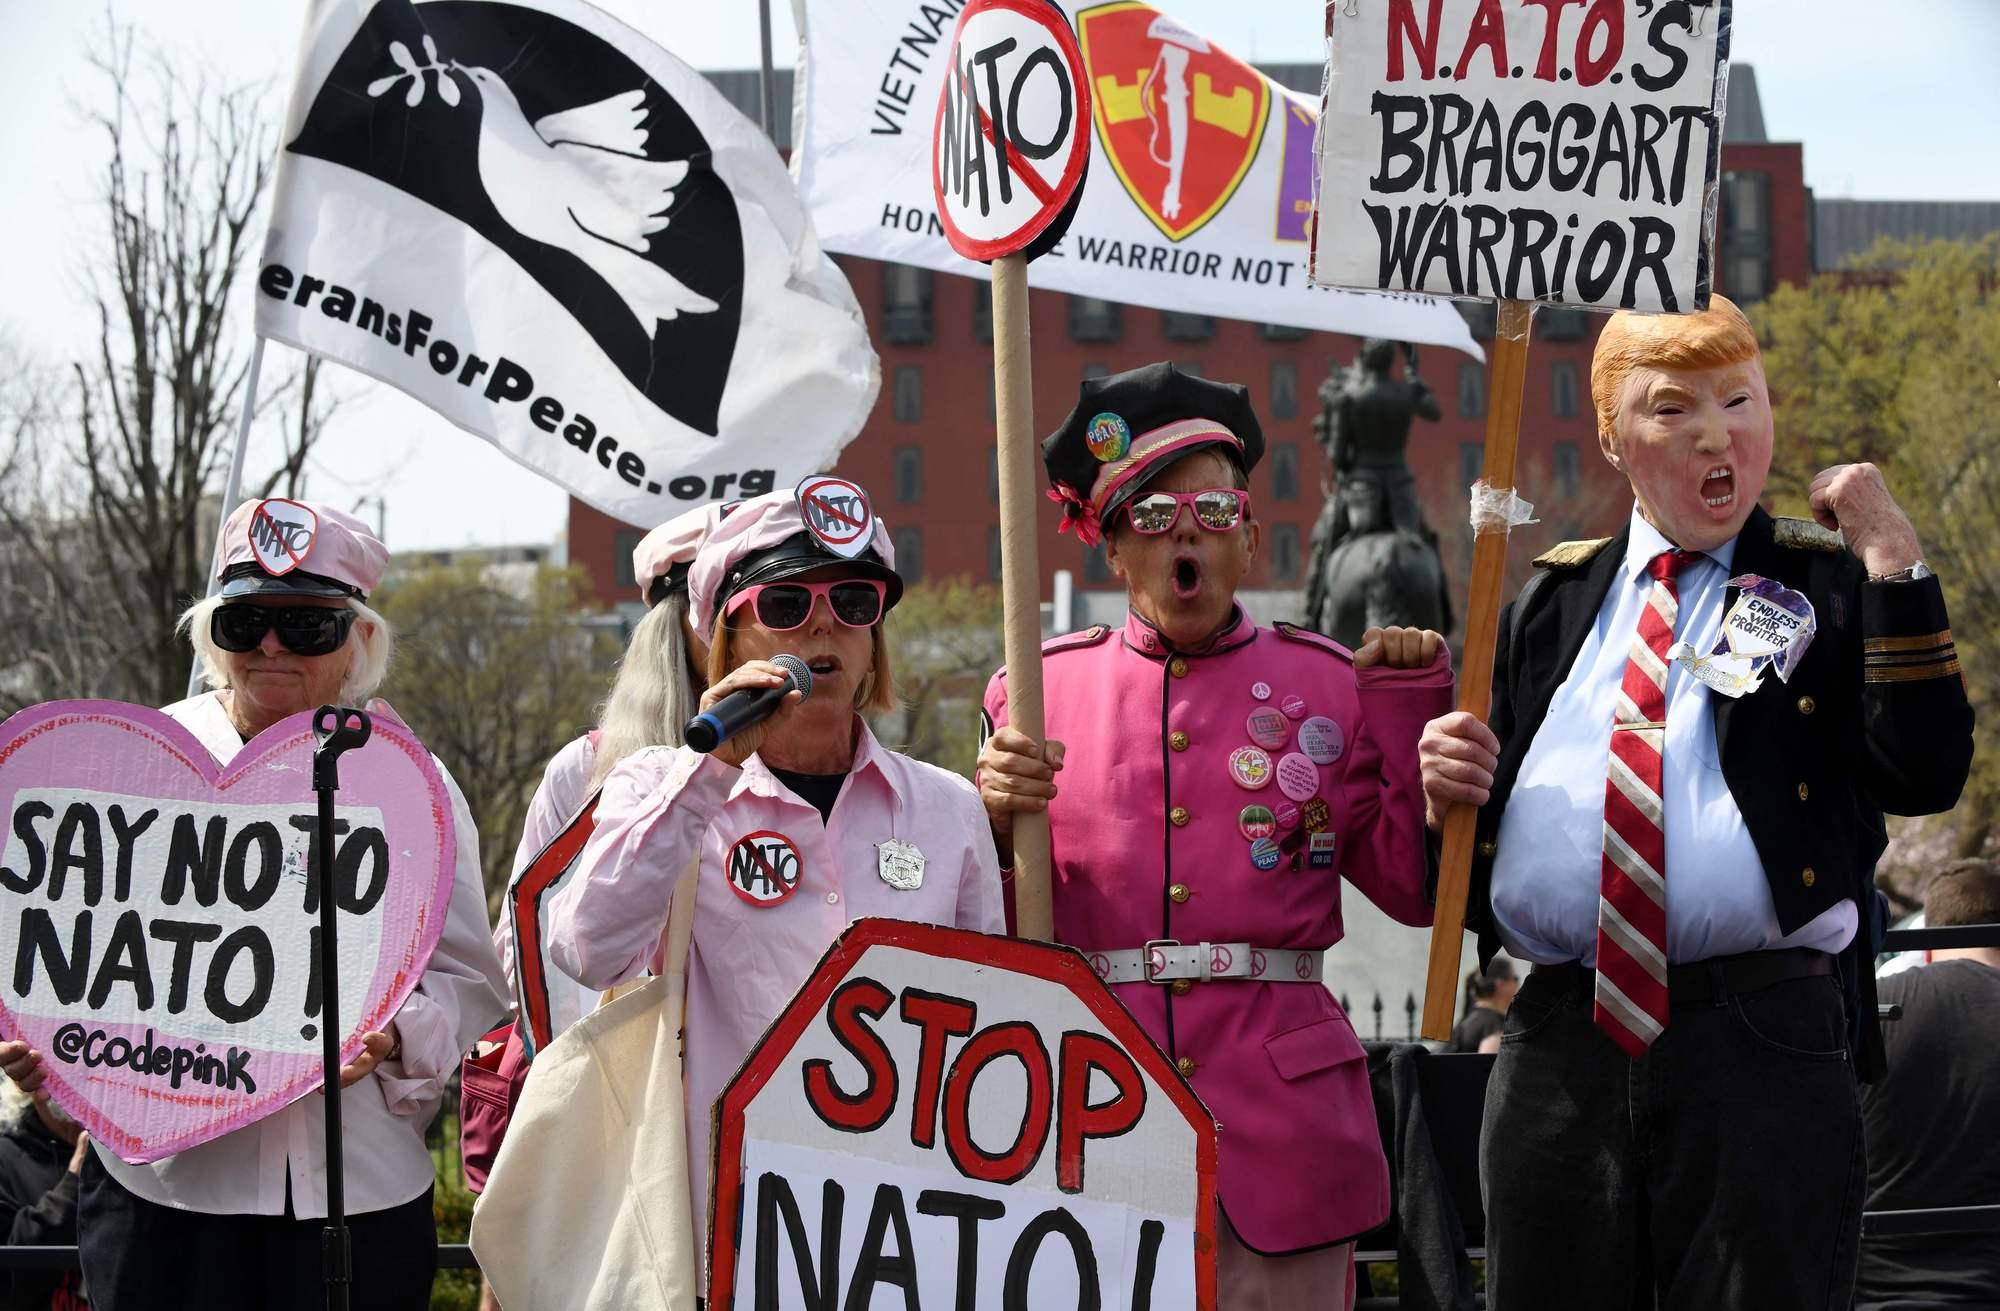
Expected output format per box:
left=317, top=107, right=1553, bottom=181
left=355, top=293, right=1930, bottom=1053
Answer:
left=1669, top=573, right=1817, bottom=699
left=1086, top=412, right=1131, bottom=462
left=877, top=839, right=926, bottom=891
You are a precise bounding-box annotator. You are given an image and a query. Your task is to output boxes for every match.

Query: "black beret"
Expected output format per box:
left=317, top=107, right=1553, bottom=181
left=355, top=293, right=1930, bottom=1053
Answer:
left=1042, top=363, right=1265, bottom=531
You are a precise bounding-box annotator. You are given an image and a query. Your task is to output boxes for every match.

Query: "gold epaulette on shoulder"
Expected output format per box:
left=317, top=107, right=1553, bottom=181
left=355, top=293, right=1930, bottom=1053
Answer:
left=1773, top=517, right=1845, bottom=554
left=1271, top=622, right=1354, bottom=661
left=1042, top=624, right=1110, bottom=654
left=1531, top=537, right=1615, bottom=569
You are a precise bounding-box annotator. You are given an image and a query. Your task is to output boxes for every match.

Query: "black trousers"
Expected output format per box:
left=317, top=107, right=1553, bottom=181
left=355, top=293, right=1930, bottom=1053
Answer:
left=77, top=1152, right=436, bottom=1311
left=1481, top=967, right=1865, bottom=1311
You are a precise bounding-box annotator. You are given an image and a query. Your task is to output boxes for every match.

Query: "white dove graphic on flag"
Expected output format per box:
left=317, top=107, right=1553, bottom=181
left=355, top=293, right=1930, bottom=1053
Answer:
left=258, top=0, right=879, bottom=529
left=453, top=67, right=719, bottom=327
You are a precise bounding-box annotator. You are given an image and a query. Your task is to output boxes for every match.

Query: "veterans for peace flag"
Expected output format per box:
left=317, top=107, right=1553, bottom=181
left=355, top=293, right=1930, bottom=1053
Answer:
left=258, top=0, right=880, bottom=528
left=793, top=0, right=1484, bottom=358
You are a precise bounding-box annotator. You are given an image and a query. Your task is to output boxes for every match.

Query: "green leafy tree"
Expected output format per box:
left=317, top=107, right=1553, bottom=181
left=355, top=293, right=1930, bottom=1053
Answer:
left=374, top=561, right=618, bottom=914
left=877, top=580, right=1006, bottom=778
left=1755, top=235, right=2000, bottom=873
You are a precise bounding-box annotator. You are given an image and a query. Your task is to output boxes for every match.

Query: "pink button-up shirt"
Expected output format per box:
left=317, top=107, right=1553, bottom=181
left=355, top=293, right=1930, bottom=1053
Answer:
left=984, top=609, right=1451, bottom=1252
left=545, top=719, right=1004, bottom=1257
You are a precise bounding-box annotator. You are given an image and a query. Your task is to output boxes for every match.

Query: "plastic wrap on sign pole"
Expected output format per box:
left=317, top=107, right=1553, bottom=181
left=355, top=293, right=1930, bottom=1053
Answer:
left=1468, top=479, right=1538, bottom=535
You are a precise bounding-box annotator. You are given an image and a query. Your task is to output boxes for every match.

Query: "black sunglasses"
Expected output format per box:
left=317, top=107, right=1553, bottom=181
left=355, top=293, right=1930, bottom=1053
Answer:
left=210, top=603, right=357, bottom=657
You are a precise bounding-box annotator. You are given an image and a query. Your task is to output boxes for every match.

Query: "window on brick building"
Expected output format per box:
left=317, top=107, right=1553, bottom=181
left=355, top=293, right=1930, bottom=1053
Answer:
left=1551, top=360, right=1579, bottom=418
left=1259, top=321, right=1307, bottom=341
left=1270, top=523, right=1300, bottom=583
left=883, top=264, right=933, bottom=344
left=1272, top=443, right=1300, bottom=501
left=1070, top=297, right=1122, bottom=342
left=1460, top=442, right=1485, bottom=491
left=613, top=529, right=642, bottom=590
left=1270, top=361, right=1298, bottom=420
left=1162, top=311, right=1215, bottom=341
left=973, top=282, right=992, bottom=343
left=894, top=445, right=922, bottom=502
left=1721, top=170, right=1773, bottom=303
left=895, top=528, right=924, bottom=584
left=1081, top=362, right=1109, bottom=380
left=1540, top=307, right=1590, bottom=340
left=1458, top=362, right=1486, bottom=419
left=893, top=365, right=922, bottom=423
left=1459, top=302, right=1496, bottom=341
left=1553, top=440, right=1581, bottom=499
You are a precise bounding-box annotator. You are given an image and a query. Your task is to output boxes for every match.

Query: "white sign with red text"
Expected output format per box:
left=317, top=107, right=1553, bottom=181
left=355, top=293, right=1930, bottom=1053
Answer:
left=708, top=919, right=1216, bottom=1310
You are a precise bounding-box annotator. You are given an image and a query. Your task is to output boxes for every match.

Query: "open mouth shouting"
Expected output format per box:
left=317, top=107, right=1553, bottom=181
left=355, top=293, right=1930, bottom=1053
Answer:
left=1172, top=554, right=1203, bottom=601
left=806, top=654, right=843, bottom=680
left=1700, top=464, right=1736, bottom=513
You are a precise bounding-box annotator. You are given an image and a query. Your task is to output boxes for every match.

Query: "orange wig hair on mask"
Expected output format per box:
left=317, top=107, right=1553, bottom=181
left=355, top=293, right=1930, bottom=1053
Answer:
left=1591, top=294, right=1760, bottom=440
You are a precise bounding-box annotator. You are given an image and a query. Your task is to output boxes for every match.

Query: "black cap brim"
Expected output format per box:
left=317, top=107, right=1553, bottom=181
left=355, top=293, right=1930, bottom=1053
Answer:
left=218, top=564, right=361, bottom=601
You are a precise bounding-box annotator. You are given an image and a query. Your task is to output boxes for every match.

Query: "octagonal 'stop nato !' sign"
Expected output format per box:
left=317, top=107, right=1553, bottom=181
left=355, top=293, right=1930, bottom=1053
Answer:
left=708, top=919, right=1217, bottom=1310
left=931, top=0, right=1093, bottom=263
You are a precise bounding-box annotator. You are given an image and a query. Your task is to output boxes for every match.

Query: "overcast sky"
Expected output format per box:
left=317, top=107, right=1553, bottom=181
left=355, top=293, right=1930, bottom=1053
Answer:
left=3, top=0, right=1995, bottom=550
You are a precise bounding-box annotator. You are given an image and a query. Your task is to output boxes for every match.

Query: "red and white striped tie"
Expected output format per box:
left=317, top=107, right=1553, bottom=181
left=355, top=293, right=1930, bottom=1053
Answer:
left=1596, top=547, right=1703, bottom=1057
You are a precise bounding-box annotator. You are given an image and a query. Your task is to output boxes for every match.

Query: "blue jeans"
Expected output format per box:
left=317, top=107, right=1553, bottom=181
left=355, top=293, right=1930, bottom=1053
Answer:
left=1481, top=967, right=1865, bottom=1310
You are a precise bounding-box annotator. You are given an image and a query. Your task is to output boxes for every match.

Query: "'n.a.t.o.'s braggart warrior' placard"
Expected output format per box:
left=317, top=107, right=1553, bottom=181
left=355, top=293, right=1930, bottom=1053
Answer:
left=1311, top=0, right=1731, bottom=312
left=708, top=919, right=1217, bottom=1310
left=0, top=701, right=456, bottom=1164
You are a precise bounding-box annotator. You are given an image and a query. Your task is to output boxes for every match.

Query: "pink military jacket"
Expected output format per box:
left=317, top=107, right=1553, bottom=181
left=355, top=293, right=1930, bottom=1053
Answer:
left=983, top=608, right=1451, bottom=1252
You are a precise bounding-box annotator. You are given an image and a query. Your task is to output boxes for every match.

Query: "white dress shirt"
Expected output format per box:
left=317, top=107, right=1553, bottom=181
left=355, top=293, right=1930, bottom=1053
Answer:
left=1490, top=510, right=1856, bottom=966
left=93, top=692, right=510, bottom=1217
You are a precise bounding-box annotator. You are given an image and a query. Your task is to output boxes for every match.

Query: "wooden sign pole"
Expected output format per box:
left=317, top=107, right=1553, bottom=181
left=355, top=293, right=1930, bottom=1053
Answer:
left=1421, top=298, right=1534, bottom=1040
left=992, top=253, right=1054, bottom=941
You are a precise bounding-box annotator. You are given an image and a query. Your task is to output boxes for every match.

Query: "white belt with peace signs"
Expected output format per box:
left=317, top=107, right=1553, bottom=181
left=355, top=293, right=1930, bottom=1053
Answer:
left=1086, top=940, right=1324, bottom=985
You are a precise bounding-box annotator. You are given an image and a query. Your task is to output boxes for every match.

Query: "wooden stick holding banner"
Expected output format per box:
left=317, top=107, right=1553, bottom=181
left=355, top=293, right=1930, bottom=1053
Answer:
left=1305, top=0, right=1735, bottom=1037
left=932, top=0, right=1093, bottom=942
left=1425, top=299, right=1532, bottom=1039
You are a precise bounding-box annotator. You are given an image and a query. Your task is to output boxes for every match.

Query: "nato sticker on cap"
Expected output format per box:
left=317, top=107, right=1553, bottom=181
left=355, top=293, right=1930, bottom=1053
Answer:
left=1308, top=831, right=1338, bottom=869
left=1086, top=412, right=1132, bottom=462
left=1239, top=804, right=1276, bottom=841
left=1276, top=753, right=1319, bottom=801
left=1249, top=837, right=1282, bottom=871
left=1228, top=746, right=1273, bottom=790
left=247, top=498, right=319, bottom=577
left=795, top=476, right=874, bottom=559
left=1245, top=707, right=1291, bottom=750
left=1298, top=716, right=1344, bottom=765
left=1280, top=693, right=1308, bottom=721
left=726, top=830, right=804, bottom=906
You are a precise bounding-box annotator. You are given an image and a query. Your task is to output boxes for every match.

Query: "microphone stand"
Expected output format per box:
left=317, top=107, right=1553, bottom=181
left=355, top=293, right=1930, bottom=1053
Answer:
left=312, top=705, right=371, bottom=1311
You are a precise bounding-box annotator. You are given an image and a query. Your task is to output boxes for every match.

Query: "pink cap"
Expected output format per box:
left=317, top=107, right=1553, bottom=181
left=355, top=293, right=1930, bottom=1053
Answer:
left=632, top=502, right=737, bottom=605
left=687, top=482, right=899, bottom=637
left=215, top=498, right=388, bottom=600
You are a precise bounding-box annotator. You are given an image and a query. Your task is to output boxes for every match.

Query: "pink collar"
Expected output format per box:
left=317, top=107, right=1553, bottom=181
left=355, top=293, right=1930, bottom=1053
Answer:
left=1121, top=605, right=1256, bottom=660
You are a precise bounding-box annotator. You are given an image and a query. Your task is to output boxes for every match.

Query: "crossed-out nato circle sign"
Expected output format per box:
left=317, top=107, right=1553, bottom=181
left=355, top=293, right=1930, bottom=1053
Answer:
left=931, top=0, right=1092, bottom=262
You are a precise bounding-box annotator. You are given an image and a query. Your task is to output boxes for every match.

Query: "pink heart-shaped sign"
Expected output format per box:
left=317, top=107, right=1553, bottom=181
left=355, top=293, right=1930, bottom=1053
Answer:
left=0, top=701, right=454, bottom=1164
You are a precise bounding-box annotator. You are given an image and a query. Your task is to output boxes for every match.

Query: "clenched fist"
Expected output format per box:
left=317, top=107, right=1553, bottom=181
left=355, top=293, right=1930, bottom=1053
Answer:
left=1808, top=463, right=1922, bottom=577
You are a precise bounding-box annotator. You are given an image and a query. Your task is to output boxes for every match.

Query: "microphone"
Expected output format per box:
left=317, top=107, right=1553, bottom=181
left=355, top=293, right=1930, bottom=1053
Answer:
left=686, top=654, right=813, bottom=754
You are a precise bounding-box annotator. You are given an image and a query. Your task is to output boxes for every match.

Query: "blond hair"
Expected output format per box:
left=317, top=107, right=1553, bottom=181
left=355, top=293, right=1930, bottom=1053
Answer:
left=587, top=594, right=704, bottom=789
left=178, top=593, right=393, bottom=702
left=1591, top=294, right=1760, bottom=440
left=706, top=616, right=896, bottom=716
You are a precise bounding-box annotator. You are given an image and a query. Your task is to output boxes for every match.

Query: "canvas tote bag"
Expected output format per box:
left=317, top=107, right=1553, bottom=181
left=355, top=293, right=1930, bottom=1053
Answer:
left=471, top=858, right=700, bottom=1310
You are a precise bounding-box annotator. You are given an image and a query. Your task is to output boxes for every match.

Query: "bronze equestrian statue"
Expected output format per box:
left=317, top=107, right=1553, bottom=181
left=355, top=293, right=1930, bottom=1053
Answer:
left=1302, top=338, right=1455, bottom=647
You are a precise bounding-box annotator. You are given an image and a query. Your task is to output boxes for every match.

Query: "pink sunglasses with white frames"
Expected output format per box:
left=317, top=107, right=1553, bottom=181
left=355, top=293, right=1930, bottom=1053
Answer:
left=1122, top=488, right=1252, bottom=535
left=722, top=578, right=889, bottom=631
